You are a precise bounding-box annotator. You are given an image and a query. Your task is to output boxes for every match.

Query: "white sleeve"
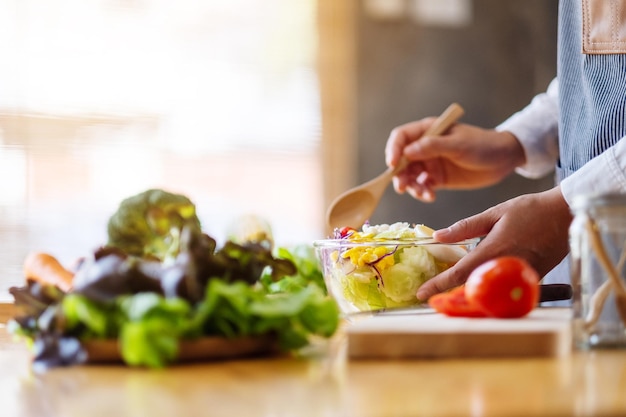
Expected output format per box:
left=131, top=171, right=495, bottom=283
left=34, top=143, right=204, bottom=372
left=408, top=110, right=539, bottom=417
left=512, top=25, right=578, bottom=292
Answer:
left=495, top=78, right=560, bottom=179
left=560, top=137, right=626, bottom=205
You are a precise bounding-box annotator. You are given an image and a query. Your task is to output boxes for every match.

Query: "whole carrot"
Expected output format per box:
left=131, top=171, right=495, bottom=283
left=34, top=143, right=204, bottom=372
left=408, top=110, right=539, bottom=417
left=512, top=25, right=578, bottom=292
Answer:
left=23, top=252, right=74, bottom=292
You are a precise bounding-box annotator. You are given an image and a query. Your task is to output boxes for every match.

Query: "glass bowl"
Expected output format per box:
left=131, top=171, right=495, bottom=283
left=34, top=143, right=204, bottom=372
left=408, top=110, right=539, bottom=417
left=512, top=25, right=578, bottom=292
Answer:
left=313, top=234, right=479, bottom=315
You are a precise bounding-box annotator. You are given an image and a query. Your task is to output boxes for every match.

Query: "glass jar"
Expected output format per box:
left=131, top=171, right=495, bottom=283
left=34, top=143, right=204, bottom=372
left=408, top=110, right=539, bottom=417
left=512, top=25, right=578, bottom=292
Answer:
left=570, top=193, right=626, bottom=349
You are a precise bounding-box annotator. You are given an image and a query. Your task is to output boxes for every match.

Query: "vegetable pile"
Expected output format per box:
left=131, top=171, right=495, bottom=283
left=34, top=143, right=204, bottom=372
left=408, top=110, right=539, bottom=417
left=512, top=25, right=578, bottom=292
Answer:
left=9, top=189, right=340, bottom=369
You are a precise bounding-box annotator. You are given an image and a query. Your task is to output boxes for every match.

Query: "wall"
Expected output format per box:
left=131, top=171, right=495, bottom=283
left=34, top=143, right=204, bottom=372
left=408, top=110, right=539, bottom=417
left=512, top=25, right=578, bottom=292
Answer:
left=355, top=0, right=559, bottom=228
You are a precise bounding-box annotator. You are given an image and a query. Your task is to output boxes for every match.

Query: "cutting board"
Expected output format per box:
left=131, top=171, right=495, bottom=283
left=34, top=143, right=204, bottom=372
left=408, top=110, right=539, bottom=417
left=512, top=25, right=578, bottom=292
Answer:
left=346, top=307, right=572, bottom=359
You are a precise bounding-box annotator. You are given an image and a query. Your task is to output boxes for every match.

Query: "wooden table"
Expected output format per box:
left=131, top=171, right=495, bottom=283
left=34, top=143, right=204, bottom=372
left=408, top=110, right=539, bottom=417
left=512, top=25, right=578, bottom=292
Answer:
left=2, top=305, right=626, bottom=417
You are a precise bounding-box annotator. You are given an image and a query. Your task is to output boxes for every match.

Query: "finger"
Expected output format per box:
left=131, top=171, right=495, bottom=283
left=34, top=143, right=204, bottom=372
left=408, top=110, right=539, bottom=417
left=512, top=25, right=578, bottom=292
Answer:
left=432, top=212, right=495, bottom=243
left=392, top=176, right=406, bottom=194
left=405, top=174, right=436, bottom=202
left=385, top=128, right=410, bottom=168
left=393, top=160, right=426, bottom=195
left=416, top=171, right=436, bottom=201
left=392, top=164, right=419, bottom=193
left=416, top=238, right=505, bottom=301
left=399, top=163, right=436, bottom=201
left=406, top=185, right=435, bottom=202
left=385, top=119, right=435, bottom=167
left=416, top=256, right=470, bottom=300
left=403, top=127, right=461, bottom=161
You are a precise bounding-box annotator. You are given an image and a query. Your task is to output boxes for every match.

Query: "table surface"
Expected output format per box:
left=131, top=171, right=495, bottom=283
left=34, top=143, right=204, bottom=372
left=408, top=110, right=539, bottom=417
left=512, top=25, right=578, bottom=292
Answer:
left=2, top=304, right=626, bottom=417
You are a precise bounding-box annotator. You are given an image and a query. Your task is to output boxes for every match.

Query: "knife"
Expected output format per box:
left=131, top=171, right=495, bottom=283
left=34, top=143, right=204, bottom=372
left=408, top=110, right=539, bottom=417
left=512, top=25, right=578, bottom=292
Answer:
left=538, top=283, right=572, bottom=303
left=346, top=283, right=573, bottom=318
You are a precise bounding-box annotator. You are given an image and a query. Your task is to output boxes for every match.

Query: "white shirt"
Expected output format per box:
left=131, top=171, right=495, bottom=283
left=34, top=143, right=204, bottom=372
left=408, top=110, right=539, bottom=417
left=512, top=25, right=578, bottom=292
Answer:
left=496, top=77, right=626, bottom=206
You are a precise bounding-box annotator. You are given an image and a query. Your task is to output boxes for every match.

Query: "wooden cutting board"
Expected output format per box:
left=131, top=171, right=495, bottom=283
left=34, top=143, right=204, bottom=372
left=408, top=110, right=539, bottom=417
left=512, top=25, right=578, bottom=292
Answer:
left=346, top=307, right=572, bottom=359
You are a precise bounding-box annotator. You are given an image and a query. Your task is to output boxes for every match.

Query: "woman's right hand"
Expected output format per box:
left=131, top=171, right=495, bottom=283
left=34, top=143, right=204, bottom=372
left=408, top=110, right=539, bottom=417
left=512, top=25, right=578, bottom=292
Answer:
left=384, top=118, right=526, bottom=201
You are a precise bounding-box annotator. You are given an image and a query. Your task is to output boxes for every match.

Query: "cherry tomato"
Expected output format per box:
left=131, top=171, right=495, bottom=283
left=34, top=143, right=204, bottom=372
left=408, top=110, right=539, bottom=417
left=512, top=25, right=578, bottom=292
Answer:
left=338, top=226, right=356, bottom=238
left=465, top=256, right=540, bottom=318
left=429, top=286, right=487, bottom=318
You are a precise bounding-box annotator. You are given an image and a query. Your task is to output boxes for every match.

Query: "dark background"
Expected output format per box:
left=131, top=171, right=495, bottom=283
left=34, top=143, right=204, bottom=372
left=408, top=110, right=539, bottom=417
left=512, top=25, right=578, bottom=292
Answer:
left=356, top=0, right=559, bottom=228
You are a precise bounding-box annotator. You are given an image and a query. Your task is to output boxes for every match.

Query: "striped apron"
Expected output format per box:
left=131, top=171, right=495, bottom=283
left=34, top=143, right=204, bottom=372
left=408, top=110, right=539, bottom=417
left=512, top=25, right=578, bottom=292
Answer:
left=542, top=0, right=626, bottom=304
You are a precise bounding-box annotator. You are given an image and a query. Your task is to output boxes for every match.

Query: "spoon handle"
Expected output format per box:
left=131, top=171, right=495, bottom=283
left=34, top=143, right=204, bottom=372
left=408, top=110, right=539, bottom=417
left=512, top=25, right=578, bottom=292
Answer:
left=424, top=102, right=465, bottom=136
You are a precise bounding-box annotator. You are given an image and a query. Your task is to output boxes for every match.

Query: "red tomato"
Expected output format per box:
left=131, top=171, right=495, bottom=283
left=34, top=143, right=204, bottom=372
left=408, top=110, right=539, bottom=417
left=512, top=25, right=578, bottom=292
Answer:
left=428, top=289, right=451, bottom=314
left=429, top=286, right=487, bottom=318
left=338, top=226, right=356, bottom=238
left=465, top=256, right=540, bottom=318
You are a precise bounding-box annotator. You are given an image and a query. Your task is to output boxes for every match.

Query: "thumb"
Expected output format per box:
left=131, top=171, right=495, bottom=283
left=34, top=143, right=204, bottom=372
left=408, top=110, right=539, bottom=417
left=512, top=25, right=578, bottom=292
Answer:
left=403, top=132, right=458, bottom=161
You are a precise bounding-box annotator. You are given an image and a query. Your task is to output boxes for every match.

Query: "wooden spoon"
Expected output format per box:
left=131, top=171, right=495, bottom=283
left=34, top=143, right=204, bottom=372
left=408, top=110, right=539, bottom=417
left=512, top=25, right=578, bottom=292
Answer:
left=585, top=218, right=626, bottom=327
left=325, top=103, right=465, bottom=231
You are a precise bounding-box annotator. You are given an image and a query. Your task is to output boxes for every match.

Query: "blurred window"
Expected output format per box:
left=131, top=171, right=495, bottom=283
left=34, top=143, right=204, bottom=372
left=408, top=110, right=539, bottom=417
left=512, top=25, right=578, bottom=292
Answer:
left=0, top=0, right=322, bottom=300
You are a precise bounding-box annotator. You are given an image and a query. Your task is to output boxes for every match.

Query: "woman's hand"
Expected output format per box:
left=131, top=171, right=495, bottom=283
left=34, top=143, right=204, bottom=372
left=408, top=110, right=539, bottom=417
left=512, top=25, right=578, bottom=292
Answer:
left=385, top=119, right=526, bottom=201
left=416, top=187, right=573, bottom=300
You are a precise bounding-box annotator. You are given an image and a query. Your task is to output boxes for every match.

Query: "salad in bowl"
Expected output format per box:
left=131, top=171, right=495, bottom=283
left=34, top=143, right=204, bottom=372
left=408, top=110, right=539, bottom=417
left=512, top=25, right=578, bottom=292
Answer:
left=313, top=222, right=479, bottom=314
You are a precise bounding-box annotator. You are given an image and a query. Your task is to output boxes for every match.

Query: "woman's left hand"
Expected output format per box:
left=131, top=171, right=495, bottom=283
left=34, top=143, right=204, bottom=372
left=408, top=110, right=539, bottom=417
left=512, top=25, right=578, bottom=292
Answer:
left=416, top=186, right=573, bottom=301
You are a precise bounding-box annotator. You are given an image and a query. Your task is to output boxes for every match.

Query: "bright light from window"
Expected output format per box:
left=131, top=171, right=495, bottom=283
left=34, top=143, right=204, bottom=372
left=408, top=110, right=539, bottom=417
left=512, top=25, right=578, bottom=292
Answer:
left=0, top=0, right=322, bottom=300
left=0, top=0, right=319, bottom=152
left=0, top=146, right=26, bottom=205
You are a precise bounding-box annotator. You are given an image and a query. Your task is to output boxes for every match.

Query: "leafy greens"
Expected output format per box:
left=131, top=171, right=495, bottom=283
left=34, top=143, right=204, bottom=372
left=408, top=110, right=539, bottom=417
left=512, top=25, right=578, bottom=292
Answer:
left=9, top=190, right=339, bottom=369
